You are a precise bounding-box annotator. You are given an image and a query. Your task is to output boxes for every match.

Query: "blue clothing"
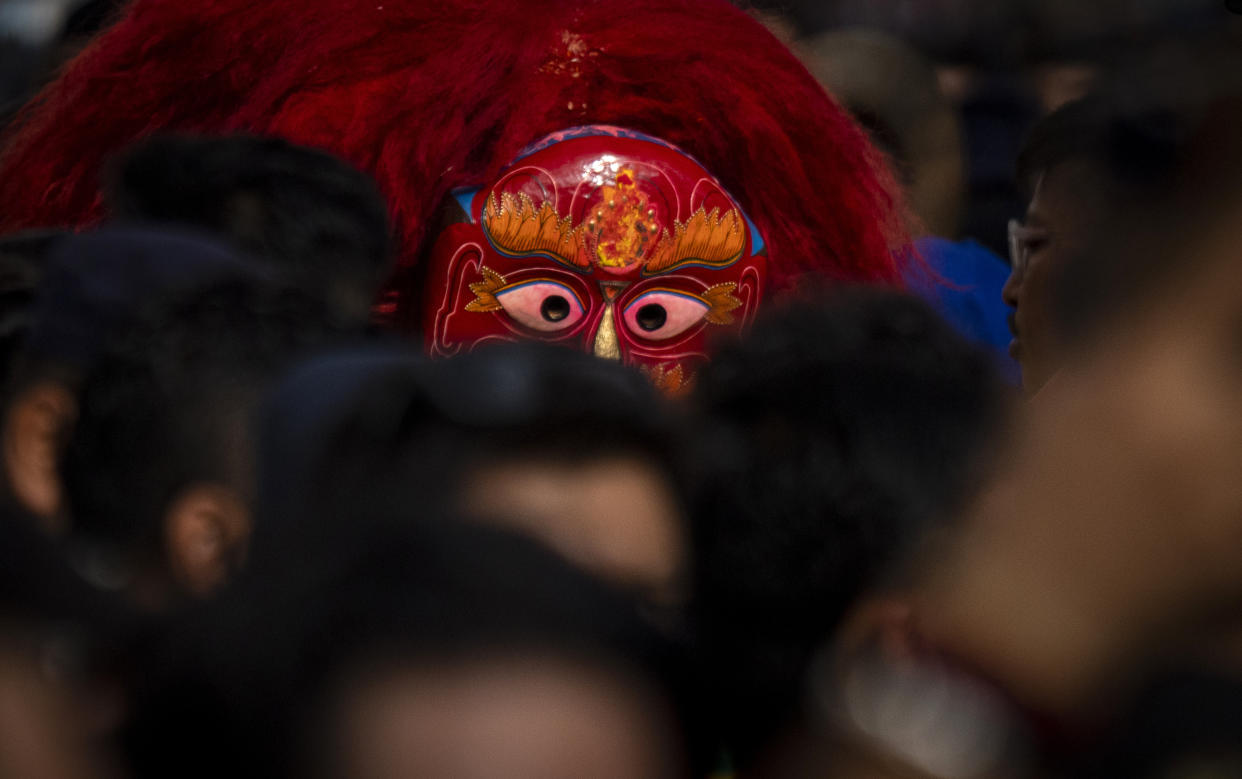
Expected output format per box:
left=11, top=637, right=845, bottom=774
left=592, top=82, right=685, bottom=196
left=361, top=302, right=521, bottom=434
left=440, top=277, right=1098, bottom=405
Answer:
left=905, top=236, right=1019, bottom=385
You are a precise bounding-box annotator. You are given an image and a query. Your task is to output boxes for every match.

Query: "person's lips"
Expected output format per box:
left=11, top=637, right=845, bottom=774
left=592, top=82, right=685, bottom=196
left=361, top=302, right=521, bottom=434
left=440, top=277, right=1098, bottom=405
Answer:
left=1007, top=310, right=1022, bottom=358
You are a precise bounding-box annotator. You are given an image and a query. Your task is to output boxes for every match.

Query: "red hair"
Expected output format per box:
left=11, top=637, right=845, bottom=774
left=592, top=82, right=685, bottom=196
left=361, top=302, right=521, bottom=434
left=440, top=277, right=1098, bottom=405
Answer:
left=0, top=0, right=908, bottom=303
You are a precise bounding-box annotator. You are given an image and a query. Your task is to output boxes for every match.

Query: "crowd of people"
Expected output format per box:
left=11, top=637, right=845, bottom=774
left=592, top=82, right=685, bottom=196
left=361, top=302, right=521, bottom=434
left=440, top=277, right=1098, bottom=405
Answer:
left=2, top=1, right=1242, bottom=777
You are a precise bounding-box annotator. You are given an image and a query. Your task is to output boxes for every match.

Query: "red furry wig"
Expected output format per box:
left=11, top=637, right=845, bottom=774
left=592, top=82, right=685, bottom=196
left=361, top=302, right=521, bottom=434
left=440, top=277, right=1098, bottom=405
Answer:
left=0, top=0, right=907, bottom=308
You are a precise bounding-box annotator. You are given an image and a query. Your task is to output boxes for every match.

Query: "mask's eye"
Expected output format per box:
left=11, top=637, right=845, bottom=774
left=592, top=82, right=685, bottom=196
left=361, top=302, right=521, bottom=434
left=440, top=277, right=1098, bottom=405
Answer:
left=494, top=280, right=586, bottom=332
left=622, top=289, right=710, bottom=341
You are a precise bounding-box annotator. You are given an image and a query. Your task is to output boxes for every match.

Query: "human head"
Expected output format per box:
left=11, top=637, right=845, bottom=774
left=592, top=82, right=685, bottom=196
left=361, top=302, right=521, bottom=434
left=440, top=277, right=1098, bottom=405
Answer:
left=2, top=227, right=251, bottom=532
left=105, top=133, right=394, bottom=326
left=690, top=288, right=1005, bottom=767
left=255, top=342, right=688, bottom=604
left=125, top=519, right=692, bottom=779
left=1004, top=96, right=1123, bottom=393
left=60, top=276, right=347, bottom=607
left=1005, top=42, right=1242, bottom=393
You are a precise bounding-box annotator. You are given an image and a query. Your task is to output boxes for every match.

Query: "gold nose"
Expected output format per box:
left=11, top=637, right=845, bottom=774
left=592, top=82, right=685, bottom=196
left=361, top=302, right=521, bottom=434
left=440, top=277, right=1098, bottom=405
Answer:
left=592, top=302, right=621, bottom=360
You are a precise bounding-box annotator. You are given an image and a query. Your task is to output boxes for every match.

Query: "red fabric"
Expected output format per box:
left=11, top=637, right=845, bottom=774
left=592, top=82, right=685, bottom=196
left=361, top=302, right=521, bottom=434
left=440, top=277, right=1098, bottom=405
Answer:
left=0, top=0, right=909, bottom=304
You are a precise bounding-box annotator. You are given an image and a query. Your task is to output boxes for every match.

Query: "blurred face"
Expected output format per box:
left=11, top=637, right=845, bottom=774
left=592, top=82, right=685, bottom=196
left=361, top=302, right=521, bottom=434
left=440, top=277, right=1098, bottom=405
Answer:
left=0, top=640, right=97, bottom=779
left=460, top=456, right=685, bottom=605
left=331, top=656, right=682, bottom=779
left=1003, top=161, right=1107, bottom=394
left=1090, top=218, right=1242, bottom=601
left=919, top=201, right=1242, bottom=716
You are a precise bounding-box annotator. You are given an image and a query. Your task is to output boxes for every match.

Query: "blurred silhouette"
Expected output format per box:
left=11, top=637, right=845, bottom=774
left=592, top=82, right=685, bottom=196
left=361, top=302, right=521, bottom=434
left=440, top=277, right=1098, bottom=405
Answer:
left=254, top=342, right=688, bottom=605
left=907, top=79, right=1242, bottom=775
left=802, top=29, right=965, bottom=240
left=61, top=276, right=350, bottom=608
left=125, top=519, right=694, bottom=779
left=105, top=134, right=394, bottom=327
left=2, top=228, right=252, bottom=534
left=689, top=288, right=1006, bottom=773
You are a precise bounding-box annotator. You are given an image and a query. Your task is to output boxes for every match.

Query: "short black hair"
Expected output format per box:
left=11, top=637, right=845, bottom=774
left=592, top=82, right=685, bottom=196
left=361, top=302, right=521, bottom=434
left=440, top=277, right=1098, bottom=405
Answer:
left=689, top=288, right=1005, bottom=765
left=124, top=518, right=692, bottom=779
left=1015, top=42, right=1242, bottom=339
left=1014, top=94, right=1182, bottom=202
left=0, top=230, right=60, bottom=390
left=105, top=134, right=394, bottom=324
left=61, top=276, right=347, bottom=566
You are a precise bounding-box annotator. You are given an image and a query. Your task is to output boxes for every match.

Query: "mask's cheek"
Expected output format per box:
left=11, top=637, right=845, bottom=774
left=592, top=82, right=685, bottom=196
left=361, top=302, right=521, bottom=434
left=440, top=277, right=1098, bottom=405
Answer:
left=422, top=225, right=518, bottom=357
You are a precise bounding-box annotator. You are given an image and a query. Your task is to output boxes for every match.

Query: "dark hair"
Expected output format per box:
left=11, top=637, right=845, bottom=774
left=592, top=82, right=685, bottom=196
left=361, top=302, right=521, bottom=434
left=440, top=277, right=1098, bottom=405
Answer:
left=61, top=276, right=346, bottom=565
left=0, top=231, right=60, bottom=390
left=1014, top=94, right=1181, bottom=202
left=689, top=288, right=1005, bottom=765
left=251, top=342, right=686, bottom=568
left=105, top=134, right=393, bottom=324
left=124, top=518, right=691, bottom=779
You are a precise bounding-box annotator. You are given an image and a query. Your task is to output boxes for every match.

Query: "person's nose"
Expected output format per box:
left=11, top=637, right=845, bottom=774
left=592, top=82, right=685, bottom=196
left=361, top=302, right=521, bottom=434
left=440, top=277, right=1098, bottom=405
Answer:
left=1001, top=265, right=1022, bottom=309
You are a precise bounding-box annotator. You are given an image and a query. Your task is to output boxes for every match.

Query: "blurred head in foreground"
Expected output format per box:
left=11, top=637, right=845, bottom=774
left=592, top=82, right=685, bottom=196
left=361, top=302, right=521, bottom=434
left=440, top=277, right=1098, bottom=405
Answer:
left=255, top=342, right=687, bottom=605
left=689, top=288, right=1006, bottom=770
left=899, top=90, right=1242, bottom=773
left=60, top=275, right=348, bottom=608
left=125, top=519, right=691, bottom=779
left=2, top=228, right=251, bottom=534
left=105, top=133, right=394, bottom=326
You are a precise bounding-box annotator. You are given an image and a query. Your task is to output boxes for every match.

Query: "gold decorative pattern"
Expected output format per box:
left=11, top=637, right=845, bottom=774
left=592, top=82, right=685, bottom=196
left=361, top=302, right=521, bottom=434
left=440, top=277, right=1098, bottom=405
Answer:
left=482, top=192, right=588, bottom=268
left=465, top=266, right=507, bottom=312
left=644, top=207, right=746, bottom=274
left=702, top=282, right=743, bottom=325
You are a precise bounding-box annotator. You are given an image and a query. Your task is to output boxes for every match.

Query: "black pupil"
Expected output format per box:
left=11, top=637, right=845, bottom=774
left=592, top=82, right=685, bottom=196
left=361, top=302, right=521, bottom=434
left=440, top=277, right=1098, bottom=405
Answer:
left=541, top=295, right=571, bottom=322
left=636, top=303, right=667, bottom=332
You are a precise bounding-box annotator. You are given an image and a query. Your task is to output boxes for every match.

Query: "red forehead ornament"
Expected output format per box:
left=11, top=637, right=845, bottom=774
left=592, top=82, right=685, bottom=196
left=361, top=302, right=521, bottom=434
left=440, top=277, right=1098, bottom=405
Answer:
left=422, top=126, right=767, bottom=393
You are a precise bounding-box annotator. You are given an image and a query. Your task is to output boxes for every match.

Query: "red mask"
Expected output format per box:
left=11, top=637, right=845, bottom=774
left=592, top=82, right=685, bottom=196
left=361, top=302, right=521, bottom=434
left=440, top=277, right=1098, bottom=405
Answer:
left=421, top=126, right=767, bottom=393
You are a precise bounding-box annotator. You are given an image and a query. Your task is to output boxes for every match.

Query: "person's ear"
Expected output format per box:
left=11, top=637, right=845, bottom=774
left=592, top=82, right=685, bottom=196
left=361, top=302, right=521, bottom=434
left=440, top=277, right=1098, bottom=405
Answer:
left=2, top=381, right=77, bottom=531
left=831, top=596, right=917, bottom=675
left=164, top=484, right=251, bottom=597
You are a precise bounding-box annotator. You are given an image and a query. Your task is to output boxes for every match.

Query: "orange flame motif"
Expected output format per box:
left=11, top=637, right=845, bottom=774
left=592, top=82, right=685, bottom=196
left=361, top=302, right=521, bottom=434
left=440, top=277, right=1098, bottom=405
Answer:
left=645, top=207, right=746, bottom=274
left=482, top=176, right=747, bottom=274
left=483, top=191, right=588, bottom=268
